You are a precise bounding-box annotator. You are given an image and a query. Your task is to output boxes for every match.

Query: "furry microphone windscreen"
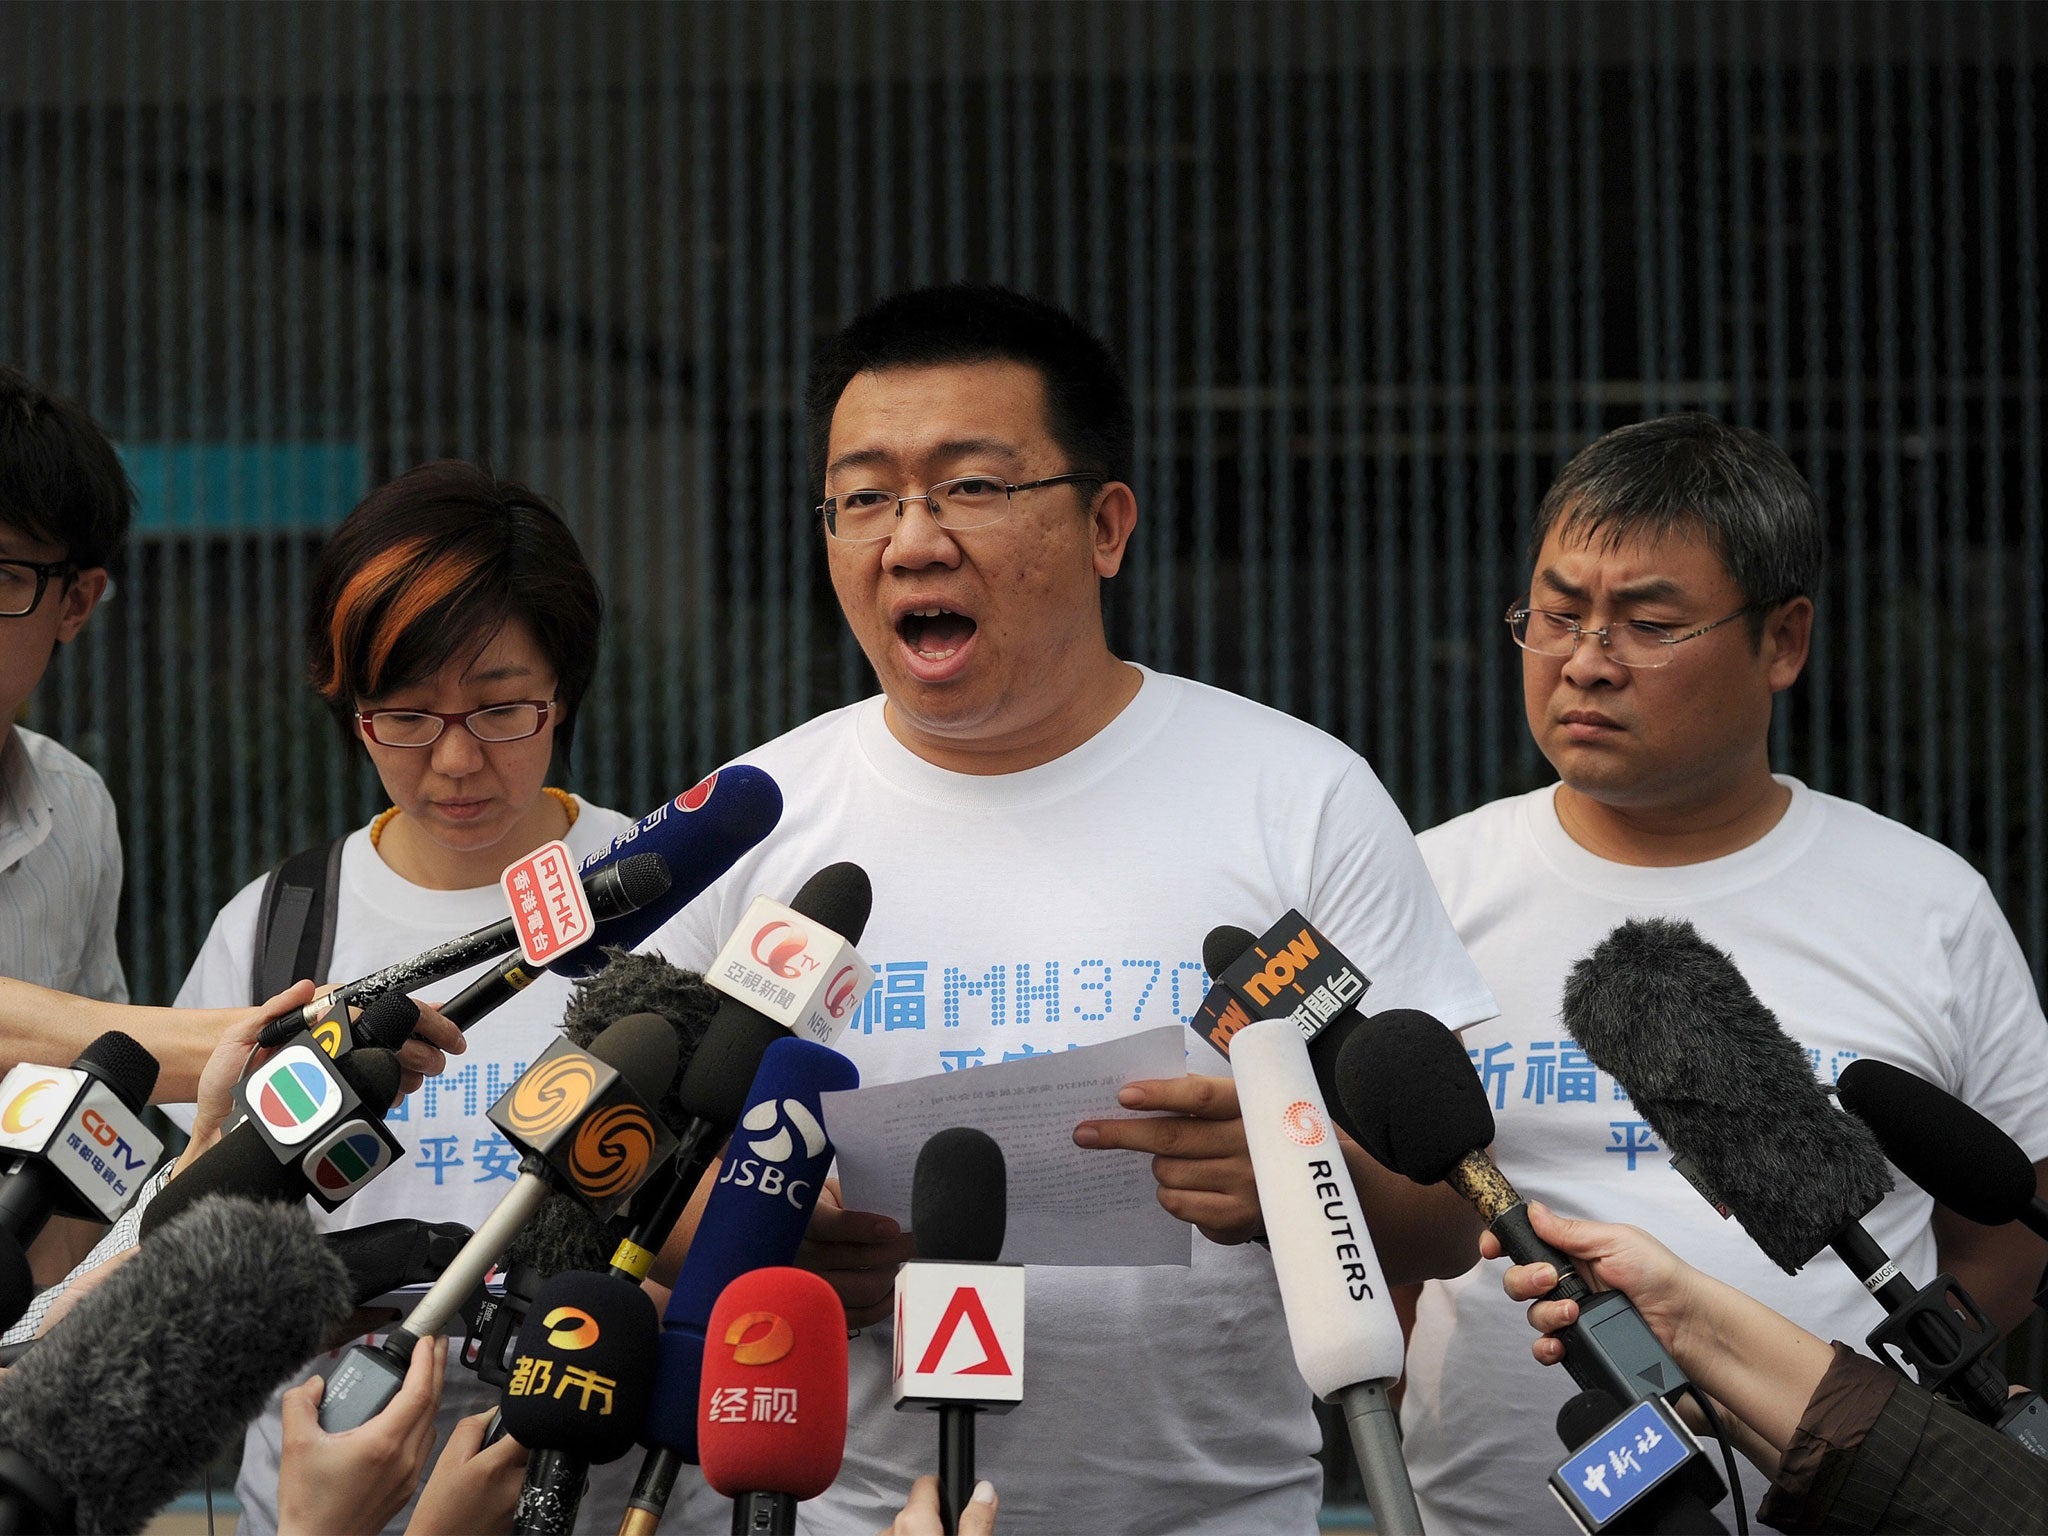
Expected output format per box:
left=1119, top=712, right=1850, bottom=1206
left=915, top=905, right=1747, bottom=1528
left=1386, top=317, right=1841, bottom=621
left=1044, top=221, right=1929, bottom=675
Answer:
left=0, top=1196, right=350, bottom=1533
left=560, top=948, right=721, bottom=1136
left=1562, top=917, right=1894, bottom=1273
left=501, top=1187, right=622, bottom=1279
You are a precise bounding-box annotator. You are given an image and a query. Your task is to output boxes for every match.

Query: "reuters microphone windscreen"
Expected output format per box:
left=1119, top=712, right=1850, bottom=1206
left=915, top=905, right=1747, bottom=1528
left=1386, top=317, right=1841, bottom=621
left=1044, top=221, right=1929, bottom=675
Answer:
left=499, top=1269, right=660, bottom=1464
left=1232, top=1018, right=1403, bottom=1395
left=699, top=1267, right=848, bottom=1503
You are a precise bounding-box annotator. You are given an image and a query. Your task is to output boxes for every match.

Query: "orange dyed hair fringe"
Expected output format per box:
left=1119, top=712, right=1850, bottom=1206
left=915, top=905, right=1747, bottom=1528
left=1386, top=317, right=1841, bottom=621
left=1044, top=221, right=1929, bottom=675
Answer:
left=319, top=536, right=489, bottom=702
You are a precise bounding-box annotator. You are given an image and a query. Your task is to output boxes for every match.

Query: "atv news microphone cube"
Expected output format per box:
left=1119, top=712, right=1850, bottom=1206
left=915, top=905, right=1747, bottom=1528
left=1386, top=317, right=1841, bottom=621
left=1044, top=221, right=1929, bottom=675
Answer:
left=0, top=1064, right=163, bottom=1221
left=890, top=1262, right=1024, bottom=1412
left=707, top=894, right=875, bottom=1049
left=485, top=1035, right=676, bottom=1220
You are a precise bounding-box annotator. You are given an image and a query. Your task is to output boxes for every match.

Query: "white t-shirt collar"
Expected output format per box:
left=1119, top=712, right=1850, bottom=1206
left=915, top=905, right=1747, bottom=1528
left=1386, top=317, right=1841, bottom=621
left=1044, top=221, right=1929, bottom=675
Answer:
left=850, top=663, right=1181, bottom=812
left=1523, top=774, right=1827, bottom=903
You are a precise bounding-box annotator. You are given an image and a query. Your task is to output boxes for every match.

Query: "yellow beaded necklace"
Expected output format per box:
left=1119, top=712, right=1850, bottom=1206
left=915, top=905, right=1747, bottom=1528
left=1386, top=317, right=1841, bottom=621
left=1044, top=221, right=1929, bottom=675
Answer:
left=368, top=785, right=579, bottom=850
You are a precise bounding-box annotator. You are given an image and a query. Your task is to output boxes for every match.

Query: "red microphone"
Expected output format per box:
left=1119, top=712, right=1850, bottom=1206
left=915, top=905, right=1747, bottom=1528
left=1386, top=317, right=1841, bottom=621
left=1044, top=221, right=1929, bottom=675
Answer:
left=699, top=1267, right=848, bottom=1535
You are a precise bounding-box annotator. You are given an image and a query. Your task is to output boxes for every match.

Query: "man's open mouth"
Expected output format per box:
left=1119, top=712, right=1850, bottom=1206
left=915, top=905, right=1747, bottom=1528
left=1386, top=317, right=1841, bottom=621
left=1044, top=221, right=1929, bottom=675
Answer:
left=897, top=606, right=978, bottom=661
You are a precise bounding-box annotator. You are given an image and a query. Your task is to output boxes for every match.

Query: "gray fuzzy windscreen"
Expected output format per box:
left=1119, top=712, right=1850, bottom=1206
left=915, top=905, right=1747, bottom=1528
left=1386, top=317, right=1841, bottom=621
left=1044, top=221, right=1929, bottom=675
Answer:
left=560, top=948, right=719, bottom=1136
left=1562, top=916, right=1893, bottom=1273
left=500, top=1187, right=622, bottom=1279
left=0, top=1196, right=350, bottom=1533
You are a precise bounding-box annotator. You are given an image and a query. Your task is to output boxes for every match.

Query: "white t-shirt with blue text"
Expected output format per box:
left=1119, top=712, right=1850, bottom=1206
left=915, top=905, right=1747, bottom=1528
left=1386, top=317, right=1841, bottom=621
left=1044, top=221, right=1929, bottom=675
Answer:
left=171, top=801, right=667, bottom=1536
left=1401, top=779, right=2048, bottom=1536
left=645, top=667, right=1497, bottom=1536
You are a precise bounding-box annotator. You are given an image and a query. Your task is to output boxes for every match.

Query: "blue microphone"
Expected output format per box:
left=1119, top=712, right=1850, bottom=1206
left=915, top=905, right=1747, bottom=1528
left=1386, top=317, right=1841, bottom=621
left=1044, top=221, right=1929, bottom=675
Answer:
left=441, top=766, right=784, bottom=1029
left=549, top=765, right=784, bottom=978
left=617, top=1036, right=858, bottom=1536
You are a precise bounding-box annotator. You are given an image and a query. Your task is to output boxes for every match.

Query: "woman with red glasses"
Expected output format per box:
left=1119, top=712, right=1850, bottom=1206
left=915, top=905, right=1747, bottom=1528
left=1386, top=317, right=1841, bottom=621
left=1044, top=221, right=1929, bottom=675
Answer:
left=173, top=459, right=633, bottom=1536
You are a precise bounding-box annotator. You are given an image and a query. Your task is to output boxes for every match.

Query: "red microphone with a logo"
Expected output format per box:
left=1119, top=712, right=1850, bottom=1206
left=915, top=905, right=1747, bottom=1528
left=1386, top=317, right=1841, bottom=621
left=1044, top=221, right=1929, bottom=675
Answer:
left=892, top=1127, right=1018, bottom=1535
left=697, top=1266, right=848, bottom=1535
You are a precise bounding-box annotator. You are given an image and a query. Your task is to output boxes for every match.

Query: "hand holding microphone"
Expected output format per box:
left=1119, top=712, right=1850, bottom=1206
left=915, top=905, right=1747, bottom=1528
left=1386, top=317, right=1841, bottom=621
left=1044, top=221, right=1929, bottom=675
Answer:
left=1563, top=918, right=2046, bottom=1451
left=406, top=1409, right=530, bottom=1536
left=1491, top=1204, right=1830, bottom=1467
left=880, top=1476, right=999, bottom=1536
left=279, top=1334, right=451, bottom=1536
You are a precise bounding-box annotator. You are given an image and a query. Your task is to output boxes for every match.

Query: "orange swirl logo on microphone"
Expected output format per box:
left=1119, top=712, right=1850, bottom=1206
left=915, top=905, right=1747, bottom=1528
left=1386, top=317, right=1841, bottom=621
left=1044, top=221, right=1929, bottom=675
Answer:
left=570, top=1103, right=656, bottom=1199
left=724, top=1310, right=794, bottom=1366
left=506, top=1056, right=599, bottom=1138
left=543, top=1306, right=601, bottom=1350
left=0, top=1078, right=62, bottom=1136
left=1281, top=1100, right=1326, bottom=1146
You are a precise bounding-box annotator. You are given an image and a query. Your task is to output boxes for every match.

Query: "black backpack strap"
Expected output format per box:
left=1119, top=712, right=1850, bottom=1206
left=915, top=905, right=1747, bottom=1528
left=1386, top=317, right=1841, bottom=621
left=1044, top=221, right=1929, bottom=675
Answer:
left=251, top=836, right=348, bottom=1006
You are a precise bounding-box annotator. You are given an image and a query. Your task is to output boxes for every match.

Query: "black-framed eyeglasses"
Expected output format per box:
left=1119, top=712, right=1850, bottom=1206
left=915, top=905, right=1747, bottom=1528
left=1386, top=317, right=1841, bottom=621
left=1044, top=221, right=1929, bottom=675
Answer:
left=356, top=699, right=555, bottom=748
left=0, top=559, right=79, bottom=618
left=817, top=471, right=1106, bottom=543
left=1505, top=598, right=1787, bottom=669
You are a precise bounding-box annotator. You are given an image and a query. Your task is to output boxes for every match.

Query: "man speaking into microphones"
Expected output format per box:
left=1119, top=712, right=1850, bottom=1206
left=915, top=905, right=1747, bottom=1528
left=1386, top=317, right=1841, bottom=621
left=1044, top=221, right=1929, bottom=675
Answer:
left=646, top=285, right=1496, bottom=1534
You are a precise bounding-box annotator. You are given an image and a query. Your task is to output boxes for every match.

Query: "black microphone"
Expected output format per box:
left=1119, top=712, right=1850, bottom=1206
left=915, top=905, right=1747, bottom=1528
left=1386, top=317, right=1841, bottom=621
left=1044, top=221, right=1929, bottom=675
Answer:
left=1562, top=917, right=2048, bottom=1454
left=1552, top=1389, right=1729, bottom=1535
left=893, top=1128, right=1017, bottom=1536
left=466, top=1181, right=625, bottom=1396
left=1835, top=1058, right=2048, bottom=1241
left=325, top=1217, right=476, bottom=1312
left=1335, top=1012, right=1716, bottom=1459
left=0, top=1031, right=161, bottom=1328
left=1200, top=921, right=1369, bottom=1142
left=0, top=1194, right=351, bottom=1533
left=500, top=1269, right=660, bottom=1535
left=139, top=1046, right=406, bottom=1238
left=607, top=863, right=872, bottom=1284
left=258, top=850, right=675, bottom=1049
left=319, top=1012, right=679, bottom=1432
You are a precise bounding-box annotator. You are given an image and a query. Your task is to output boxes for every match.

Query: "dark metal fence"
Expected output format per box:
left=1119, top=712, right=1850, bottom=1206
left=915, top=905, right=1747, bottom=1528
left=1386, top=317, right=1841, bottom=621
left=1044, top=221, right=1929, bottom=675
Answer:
left=3, top=0, right=2040, bottom=1006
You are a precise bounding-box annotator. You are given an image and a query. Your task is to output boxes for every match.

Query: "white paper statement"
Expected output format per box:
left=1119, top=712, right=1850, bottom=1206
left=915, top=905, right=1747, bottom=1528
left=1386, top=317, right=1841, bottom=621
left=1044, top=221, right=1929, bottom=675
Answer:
left=821, top=1023, right=1193, bottom=1268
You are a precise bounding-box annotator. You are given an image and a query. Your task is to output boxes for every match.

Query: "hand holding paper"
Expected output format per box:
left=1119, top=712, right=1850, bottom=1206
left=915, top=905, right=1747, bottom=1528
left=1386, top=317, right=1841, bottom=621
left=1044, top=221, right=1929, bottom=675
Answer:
left=1073, top=1072, right=1263, bottom=1246
left=820, top=1026, right=1192, bottom=1268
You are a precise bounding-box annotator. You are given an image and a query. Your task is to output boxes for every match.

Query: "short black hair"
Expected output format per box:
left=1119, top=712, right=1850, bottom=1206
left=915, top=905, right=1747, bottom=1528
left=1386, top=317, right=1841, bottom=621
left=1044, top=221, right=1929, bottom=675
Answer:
left=804, top=284, right=1135, bottom=498
left=308, top=460, right=603, bottom=759
left=1532, top=413, right=1824, bottom=639
left=0, top=362, right=135, bottom=570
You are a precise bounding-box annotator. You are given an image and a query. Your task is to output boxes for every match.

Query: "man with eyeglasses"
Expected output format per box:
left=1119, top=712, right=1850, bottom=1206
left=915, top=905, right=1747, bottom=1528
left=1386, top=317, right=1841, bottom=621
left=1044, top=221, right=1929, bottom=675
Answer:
left=0, top=364, right=130, bottom=1025
left=1396, top=413, right=2048, bottom=1535
left=647, top=285, right=1496, bottom=1536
